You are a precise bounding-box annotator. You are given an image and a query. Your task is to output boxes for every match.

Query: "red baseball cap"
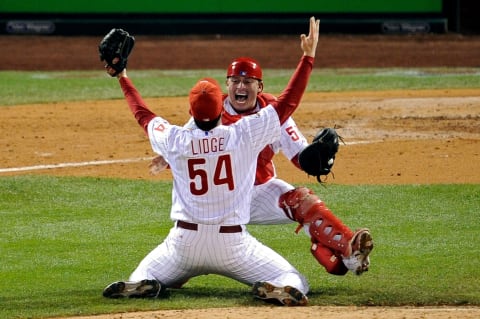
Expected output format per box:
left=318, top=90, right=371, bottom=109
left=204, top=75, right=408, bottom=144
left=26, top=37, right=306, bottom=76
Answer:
left=227, top=57, right=263, bottom=80
left=189, top=78, right=223, bottom=123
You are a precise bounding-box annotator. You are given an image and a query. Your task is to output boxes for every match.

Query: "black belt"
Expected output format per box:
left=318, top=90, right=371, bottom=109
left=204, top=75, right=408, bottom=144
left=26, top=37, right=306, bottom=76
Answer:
left=176, top=220, right=242, bottom=233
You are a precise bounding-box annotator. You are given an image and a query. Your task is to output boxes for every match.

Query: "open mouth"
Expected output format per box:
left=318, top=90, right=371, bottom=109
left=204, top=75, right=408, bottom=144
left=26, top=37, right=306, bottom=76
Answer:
left=235, top=93, right=248, bottom=102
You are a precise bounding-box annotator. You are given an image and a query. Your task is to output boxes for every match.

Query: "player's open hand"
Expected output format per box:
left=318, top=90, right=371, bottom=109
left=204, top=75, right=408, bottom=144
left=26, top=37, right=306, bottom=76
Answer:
left=300, top=17, right=320, bottom=58
left=149, top=155, right=168, bottom=175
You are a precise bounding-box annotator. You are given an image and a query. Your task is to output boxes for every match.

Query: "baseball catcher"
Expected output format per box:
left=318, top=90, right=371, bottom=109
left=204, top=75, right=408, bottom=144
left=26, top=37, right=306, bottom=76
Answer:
left=298, top=127, right=342, bottom=182
left=99, top=28, right=135, bottom=77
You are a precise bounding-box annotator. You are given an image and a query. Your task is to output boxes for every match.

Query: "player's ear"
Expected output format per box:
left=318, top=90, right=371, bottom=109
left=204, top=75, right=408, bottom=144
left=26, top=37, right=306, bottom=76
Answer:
left=257, top=81, right=264, bottom=93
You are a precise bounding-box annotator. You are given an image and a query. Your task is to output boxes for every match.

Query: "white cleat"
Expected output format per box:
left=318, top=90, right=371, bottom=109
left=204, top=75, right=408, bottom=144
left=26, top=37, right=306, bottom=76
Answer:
left=343, top=228, right=374, bottom=275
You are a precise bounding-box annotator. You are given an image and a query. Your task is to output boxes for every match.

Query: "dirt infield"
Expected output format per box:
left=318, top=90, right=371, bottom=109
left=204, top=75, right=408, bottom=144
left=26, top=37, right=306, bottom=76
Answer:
left=1, top=33, right=480, bottom=318
left=2, top=89, right=479, bottom=185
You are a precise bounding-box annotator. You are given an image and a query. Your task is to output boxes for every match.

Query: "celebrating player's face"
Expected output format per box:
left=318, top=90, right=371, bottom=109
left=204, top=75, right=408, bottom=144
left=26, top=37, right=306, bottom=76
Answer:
left=226, top=76, right=263, bottom=113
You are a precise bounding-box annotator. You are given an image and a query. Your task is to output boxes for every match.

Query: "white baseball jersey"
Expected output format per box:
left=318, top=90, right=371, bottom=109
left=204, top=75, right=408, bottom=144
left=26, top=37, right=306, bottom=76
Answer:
left=147, top=105, right=281, bottom=225
left=277, top=118, right=308, bottom=160
left=223, top=99, right=308, bottom=163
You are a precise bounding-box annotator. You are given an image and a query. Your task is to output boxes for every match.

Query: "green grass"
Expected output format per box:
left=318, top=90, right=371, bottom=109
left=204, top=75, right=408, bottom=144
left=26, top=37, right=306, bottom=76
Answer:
left=0, top=176, right=479, bottom=319
left=1, top=68, right=480, bottom=105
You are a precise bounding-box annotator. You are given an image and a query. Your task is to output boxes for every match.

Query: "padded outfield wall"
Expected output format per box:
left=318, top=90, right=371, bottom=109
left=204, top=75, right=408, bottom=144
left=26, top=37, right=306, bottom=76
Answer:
left=0, top=0, right=447, bottom=35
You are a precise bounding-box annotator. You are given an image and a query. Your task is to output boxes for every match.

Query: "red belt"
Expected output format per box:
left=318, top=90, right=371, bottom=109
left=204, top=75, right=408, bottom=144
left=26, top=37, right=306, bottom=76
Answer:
left=176, top=220, right=242, bottom=233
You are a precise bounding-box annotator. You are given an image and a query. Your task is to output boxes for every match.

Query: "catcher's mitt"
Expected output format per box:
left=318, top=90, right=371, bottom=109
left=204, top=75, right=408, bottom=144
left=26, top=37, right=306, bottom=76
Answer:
left=99, top=28, right=135, bottom=76
left=298, top=127, right=342, bottom=183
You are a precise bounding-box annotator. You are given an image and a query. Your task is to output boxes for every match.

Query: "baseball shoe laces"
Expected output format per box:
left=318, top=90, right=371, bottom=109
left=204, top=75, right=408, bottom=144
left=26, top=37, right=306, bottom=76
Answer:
left=252, top=281, right=308, bottom=306
left=102, top=279, right=162, bottom=298
left=343, top=228, right=374, bottom=275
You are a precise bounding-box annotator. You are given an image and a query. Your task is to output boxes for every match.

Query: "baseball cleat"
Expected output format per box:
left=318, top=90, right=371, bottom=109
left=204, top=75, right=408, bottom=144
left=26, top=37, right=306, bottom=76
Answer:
left=102, top=279, right=162, bottom=298
left=252, top=282, right=308, bottom=306
left=343, top=228, right=374, bottom=275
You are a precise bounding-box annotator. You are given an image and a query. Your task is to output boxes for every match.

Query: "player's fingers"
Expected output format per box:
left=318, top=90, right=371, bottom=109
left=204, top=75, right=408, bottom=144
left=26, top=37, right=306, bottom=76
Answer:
left=306, top=17, right=319, bottom=45
left=300, top=34, right=307, bottom=48
left=310, top=18, right=319, bottom=38
left=313, top=20, right=320, bottom=45
left=309, top=16, right=315, bottom=37
left=301, top=17, right=319, bottom=57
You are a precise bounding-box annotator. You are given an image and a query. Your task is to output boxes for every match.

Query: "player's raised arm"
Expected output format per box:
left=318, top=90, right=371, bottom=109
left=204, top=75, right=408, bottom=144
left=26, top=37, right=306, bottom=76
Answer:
left=272, top=17, right=319, bottom=124
left=99, top=29, right=156, bottom=134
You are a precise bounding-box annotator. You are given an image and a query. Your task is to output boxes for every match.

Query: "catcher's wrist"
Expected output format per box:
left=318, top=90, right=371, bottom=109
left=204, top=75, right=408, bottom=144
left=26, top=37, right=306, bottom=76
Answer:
left=116, top=70, right=127, bottom=78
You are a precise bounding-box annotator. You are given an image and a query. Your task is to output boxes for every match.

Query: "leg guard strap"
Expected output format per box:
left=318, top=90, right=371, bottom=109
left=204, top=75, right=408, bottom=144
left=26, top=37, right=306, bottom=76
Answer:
left=311, top=243, right=348, bottom=276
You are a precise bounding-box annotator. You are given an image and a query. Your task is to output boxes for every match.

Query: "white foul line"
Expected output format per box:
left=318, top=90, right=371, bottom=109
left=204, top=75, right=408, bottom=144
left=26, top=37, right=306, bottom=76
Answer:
left=0, top=157, right=155, bottom=173
left=345, top=140, right=383, bottom=145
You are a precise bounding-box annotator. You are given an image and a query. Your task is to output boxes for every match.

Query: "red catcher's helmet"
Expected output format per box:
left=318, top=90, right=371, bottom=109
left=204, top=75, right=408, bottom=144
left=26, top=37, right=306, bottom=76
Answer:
left=227, top=57, right=262, bottom=81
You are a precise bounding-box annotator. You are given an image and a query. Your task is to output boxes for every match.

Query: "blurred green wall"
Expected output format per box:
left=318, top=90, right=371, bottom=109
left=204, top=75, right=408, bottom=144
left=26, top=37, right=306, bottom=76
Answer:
left=0, top=0, right=443, bottom=14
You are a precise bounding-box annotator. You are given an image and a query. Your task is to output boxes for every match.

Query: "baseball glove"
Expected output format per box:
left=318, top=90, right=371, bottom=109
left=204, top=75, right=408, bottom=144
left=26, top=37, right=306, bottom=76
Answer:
left=99, top=28, right=135, bottom=76
left=298, top=127, right=342, bottom=183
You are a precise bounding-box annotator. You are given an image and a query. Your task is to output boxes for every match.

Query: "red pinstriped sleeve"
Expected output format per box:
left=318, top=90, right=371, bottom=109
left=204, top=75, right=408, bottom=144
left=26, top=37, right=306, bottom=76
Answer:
left=119, top=77, right=157, bottom=135
left=272, top=55, right=314, bottom=124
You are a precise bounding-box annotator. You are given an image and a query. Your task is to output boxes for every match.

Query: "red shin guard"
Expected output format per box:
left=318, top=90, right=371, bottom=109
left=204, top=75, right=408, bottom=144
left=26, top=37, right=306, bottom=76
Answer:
left=279, top=187, right=354, bottom=257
